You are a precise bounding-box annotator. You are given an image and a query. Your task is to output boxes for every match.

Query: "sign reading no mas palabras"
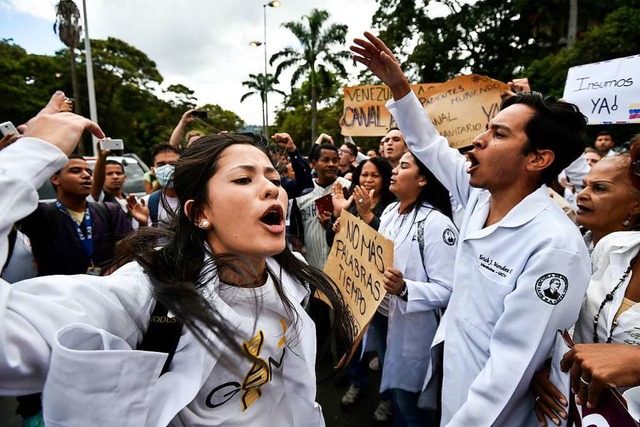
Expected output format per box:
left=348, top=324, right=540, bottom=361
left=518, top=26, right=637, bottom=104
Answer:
left=341, top=74, right=509, bottom=148
left=322, top=210, right=394, bottom=364
left=562, top=54, right=640, bottom=125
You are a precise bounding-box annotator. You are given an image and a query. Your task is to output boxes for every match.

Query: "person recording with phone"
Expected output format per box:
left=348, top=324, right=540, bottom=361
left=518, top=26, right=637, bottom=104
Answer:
left=169, top=108, right=207, bottom=149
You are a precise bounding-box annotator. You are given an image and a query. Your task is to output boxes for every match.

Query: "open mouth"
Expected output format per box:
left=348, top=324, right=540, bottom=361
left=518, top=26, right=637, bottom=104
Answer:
left=81, top=182, right=92, bottom=189
left=260, top=204, right=285, bottom=232
left=466, top=152, right=479, bottom=174
left=576, top=204, right=591, bottom=214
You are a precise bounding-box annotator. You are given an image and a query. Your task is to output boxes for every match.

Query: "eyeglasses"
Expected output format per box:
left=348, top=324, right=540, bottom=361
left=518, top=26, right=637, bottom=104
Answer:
left=633, top=159, right=640, bottom=176
left=339, top=149, right=353, bottom=156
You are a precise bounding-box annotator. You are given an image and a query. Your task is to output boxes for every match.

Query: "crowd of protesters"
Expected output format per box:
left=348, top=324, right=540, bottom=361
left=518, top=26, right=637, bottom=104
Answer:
left=1, top=31, right=640, bottom=427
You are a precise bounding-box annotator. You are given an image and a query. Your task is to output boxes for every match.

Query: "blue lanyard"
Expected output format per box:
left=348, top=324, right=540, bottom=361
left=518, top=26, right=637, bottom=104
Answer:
left=55, top=202, right=93, bottom=262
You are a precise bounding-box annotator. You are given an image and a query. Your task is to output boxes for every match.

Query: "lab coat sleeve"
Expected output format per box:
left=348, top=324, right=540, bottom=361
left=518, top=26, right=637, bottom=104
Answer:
left=0, top=266, right=155, bottom=396
left=386, top=92, right=473, bottom=208
left=402, top=215, right=458, bottom=313
left=0, top=138, right=156, bottom=395
left=446, top=247, right=590, bottom=426
left=0, top=137, right=68, bottom=269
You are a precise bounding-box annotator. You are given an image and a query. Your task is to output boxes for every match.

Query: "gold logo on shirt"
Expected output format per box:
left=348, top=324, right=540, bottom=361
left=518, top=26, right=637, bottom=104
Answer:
left=240, top=318, right=288, bottom=411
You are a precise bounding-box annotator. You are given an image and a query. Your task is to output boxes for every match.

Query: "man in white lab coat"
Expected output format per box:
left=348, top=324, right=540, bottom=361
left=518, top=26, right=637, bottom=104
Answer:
left=351, top=33, right=591, bottom=426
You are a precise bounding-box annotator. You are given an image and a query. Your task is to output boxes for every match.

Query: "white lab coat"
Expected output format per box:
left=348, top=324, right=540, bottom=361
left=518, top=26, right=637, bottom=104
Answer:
left=378, top=202, right=457, bottom=393
left=573, top=231, right=640, bottom=419
left=0, top=138, right=323, bottom=427
left=387, top=92, right=591, bottom=426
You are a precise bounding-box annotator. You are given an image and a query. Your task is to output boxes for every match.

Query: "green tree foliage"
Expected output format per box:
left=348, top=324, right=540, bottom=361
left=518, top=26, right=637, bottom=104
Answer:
left=54, top=0, right=82, bottom=120
left=370, top=0, right=640, bottom=84
left=199, top=104, right=245, bottom=133
left=0, top=38, right=243, bottom=163
left=0, top=39, right=68, bottom=124
left=165, top=83, right=197, bottom=109
left=526, top=6, right=640, bottom=97
left=273, top=69, right=344, bottom=153
left=240, top=73, right=286, bottom=104
left=240, top=73, right=286, bottom=132
left=270, top=9, right=350, bottom=142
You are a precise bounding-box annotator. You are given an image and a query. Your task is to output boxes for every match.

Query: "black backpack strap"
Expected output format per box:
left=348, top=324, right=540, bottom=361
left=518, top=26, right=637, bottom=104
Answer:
left=2, top=227, right=18, bottom=272
left=148, top=190, right=162, bottom=227
left=137, top=300, right=183, bottom=376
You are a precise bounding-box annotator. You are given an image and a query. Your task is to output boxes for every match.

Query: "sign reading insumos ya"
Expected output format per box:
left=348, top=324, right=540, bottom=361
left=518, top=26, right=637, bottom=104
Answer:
left=562, top=54, right=640, bottom=125
left=321, top=210, right=394, bottom=364
left=341, top=74, right=509, bottom=149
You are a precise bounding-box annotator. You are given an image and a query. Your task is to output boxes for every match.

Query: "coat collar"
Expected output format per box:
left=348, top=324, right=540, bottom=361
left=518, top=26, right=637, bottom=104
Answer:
left=465, top=185, right=553, bottom=239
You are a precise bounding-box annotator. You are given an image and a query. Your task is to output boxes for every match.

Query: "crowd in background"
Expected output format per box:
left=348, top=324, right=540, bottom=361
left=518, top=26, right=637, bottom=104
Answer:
left=1, top=31, right=640, bottom=427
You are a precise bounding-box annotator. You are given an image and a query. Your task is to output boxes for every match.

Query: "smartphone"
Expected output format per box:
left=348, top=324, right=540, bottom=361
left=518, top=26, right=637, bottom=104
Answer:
left=99, top=139, right=124, bottom=150
left=191, top=110, right=208, bottom=118
left=0, top=121, right=18, bottom=137
left=315, top=194, right=334, bottom=215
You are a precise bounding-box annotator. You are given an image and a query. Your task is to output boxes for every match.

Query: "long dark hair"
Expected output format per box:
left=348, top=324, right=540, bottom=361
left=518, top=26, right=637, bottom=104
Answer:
left=350, top=157, right=396, bottom=209
left=119, top=134, right=354, bottom=358
left=400, top=151, right=452, bottom=220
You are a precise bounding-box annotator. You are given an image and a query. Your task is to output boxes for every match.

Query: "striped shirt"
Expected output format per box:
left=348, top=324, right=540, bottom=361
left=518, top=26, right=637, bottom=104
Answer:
left=294, top=177, right=350, bottom=269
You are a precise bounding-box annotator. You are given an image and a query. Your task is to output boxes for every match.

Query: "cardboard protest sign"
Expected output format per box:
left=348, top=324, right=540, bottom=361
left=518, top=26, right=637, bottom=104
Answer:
left=322, top=210, right=394, bottom=363
left=342, top=83, right=439, bottom=137
left=562, top=54, right=640, bottom=125
left=555, top=330, right=640, bottom=427
left=342, top=74, right=509, bottom=148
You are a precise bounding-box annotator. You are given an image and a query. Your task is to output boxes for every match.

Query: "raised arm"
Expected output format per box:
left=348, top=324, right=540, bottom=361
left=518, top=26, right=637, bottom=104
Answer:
left=90, top=140, right=110, bottom=201
left=0, top=92, right=104, bottom=269
left=351, top=32, right=472, bottom=206
left=169, top=109, right=197, bottom=149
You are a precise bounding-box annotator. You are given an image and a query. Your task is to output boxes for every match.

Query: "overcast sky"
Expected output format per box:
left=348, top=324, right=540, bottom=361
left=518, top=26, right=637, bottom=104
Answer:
left=0, top=0, right=381, bottom=126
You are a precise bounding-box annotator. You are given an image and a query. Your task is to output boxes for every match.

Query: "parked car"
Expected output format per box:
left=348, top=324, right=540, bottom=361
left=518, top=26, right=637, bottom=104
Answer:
left=37, top=153, right=150, bottom=202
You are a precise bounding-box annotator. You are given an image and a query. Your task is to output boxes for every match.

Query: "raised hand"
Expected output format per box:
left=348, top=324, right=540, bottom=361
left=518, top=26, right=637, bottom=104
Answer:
left=331, top=182, right=353, bottom=217
left=350, top=32, right=411, bottom=99
left=22, top=91, right=104, bottom=155
left=126, top=194, right=149, bottom=226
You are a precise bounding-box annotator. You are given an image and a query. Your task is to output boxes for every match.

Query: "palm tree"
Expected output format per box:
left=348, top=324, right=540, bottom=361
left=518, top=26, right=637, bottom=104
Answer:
left=53, top=0, right=82, bottom=116
left=270, top=9, right=349, bottom=142
left=241, top=73, right=286, bottom=136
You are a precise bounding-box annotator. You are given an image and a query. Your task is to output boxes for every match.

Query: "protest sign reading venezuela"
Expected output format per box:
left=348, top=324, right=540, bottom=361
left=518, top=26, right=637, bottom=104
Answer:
left=322, top=210, right=394, bottom=363
left=342, top=74, right=509, bottom=148
left=562, top=54, right=640, bottom=125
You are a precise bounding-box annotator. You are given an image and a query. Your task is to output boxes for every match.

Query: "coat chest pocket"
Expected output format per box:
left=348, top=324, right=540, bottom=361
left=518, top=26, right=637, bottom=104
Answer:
left=461, top=265, right=514, bottom=338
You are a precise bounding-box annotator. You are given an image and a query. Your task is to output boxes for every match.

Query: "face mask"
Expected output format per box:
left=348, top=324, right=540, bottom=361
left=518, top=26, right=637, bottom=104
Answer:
left=155, top=164, right=175, bottom=188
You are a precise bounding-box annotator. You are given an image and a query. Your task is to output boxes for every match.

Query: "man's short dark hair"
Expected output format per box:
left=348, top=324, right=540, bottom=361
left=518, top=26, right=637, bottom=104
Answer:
left=502, top=92, right=587, bottom=185
left=344, top=142, right=358, bottom=157
left=309, top=144, right=338, bottom=163
left=597, top=130, right=615, bottom=142
left=54, top=154, right=86, bottom=176
left=105, top=159, right=125, bottom=174
left=151, top=144, right=181, bottom=162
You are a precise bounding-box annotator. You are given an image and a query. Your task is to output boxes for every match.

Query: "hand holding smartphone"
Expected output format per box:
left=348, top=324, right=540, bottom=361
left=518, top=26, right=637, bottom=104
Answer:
left=315, top=194, right=334, bottom=216
left=0, top=121, right=19, bottom=137
left=99, top=139, right=124, bottom=150
left=190, top=110, right=208, bottom=119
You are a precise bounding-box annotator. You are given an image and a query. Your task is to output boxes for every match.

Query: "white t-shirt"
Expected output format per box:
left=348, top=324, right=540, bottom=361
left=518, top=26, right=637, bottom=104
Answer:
left=135, top=192, right=179, bottom=228
left=171, top=274, right=322, bottom=426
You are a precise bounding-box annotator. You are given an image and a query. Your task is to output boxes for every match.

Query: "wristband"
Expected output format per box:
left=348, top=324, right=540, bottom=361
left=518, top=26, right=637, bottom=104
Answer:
left=399, top=282, right=408, bottom=301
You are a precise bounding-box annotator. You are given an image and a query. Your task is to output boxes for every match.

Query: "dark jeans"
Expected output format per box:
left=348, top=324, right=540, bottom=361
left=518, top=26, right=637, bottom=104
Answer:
left=349, top=312, right=391, bottom=401
left=390, top=388, right=436, bottom=427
